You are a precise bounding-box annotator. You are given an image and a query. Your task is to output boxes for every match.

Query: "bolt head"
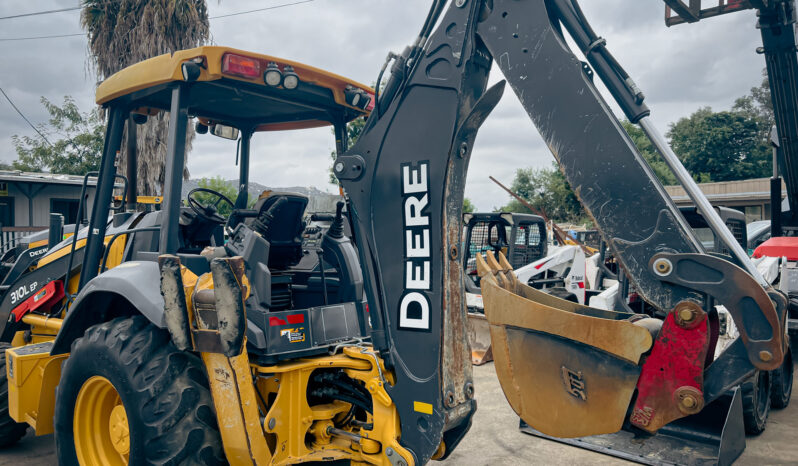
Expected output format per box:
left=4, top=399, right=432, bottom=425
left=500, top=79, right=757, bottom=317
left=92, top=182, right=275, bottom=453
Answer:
left=653, top=258, right=672, bottom=276
left=334, top=162, right=345, bottom=173
left=678, top=308, right=694, bottom=322
left=760, top=350, right=773, bottom=362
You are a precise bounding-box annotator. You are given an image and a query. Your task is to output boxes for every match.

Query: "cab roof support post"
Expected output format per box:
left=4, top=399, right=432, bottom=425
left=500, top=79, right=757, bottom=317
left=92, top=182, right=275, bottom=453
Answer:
left=160, top=84, right=190, bottom=255
left=79, top=105, right=126, bottom=289
left=333, top=118, right=348, bottom=156
left=235, top=129, right=252, bottom=209
left=125, top=114, right=138, bottom=211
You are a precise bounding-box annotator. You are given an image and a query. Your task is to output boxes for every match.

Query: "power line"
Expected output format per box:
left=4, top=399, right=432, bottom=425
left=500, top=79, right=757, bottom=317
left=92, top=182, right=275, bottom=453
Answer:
left=0, top=86, right=52, bottom=146
left=0, top=0, right=317, bottom=42
left=209, top=0, right=315, bottom=19
left=0, top=6, right=81, bottom=21
left=0, top=33, right=84, bottom=42
left=0, top=0, right=125, bottom=21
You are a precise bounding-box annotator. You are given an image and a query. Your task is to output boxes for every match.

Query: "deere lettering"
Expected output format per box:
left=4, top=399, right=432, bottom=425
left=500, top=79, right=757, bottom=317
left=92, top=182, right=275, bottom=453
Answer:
left=399, top=161, right=431, bottom=331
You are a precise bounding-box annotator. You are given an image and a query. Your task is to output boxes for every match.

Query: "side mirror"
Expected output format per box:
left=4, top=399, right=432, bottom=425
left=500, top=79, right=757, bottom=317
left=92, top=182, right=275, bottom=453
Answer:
left=211, top=124, right=240, bottom=140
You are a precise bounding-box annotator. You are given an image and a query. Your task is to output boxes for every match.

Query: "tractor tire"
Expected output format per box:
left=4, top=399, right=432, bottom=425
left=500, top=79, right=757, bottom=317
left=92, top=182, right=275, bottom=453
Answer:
left=770, top=345, right=793, bottom=409
left=54, top=316, right=225, bottom=465
left=742, top=369, right=771, bottom=435
left=0, top=345, right=27, bottom=448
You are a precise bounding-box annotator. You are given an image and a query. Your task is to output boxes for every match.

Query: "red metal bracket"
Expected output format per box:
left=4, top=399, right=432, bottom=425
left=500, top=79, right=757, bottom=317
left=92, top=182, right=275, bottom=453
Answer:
left=10, top=280, right=65, bottom=322
left=630, top=303, right=709, bottom=433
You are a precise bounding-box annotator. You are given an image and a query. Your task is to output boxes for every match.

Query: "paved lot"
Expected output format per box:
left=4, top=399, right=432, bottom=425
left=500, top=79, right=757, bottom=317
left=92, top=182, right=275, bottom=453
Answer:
left=444, top=362, right=798, bottom=465
left=0, top=362, right=795, bottom=465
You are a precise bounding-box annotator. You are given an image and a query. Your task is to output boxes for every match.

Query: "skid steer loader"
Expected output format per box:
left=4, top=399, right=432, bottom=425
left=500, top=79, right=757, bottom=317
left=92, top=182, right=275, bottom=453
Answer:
left=461, top=212, right=547, bottom=364
left=0, top=1, right=793, bottom=465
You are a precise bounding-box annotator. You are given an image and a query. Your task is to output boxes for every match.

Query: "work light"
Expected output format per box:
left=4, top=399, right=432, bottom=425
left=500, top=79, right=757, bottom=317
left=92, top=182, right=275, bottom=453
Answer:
left=264, top=62, right=282, bottom=87
left=283, top=66, right=299, bottom=89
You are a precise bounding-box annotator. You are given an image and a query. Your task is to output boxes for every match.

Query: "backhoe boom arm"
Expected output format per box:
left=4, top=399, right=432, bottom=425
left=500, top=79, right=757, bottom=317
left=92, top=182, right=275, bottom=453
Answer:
left=336, top=1, right=786, bottom=462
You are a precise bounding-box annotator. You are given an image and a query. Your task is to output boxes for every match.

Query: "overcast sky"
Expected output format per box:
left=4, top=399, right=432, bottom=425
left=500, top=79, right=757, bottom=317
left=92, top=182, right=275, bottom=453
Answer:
left=0, top=0, right=768, bottom=210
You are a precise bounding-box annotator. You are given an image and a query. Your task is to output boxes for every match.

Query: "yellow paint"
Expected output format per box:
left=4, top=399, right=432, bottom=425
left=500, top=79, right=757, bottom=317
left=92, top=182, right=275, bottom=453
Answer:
left=95, top=46, right=373, bottom=122
left=202, top=349, right=270, bottom=466
left=413, top=401, right=433, bottom=415
left=6, top=345, right=67, bottom=436
left=36, top=238, right=86, bottom=268
left=36, top=233, right=126, bottom=272
left=73, top=376, right=129, bottom=465
left=113, top=195, right=162, bottom=204
left=21, top=315, right=62, bottom=332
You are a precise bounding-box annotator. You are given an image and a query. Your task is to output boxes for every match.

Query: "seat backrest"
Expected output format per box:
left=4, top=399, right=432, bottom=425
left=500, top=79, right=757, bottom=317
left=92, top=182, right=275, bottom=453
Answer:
left=251, top=192, right=308, bottom=269
left=128, top=211, right=162, bottom=260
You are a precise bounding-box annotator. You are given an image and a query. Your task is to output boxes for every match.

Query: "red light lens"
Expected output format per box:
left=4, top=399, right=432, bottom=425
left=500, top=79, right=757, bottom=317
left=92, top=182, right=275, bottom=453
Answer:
left=222, top=54, right=261, bottom=78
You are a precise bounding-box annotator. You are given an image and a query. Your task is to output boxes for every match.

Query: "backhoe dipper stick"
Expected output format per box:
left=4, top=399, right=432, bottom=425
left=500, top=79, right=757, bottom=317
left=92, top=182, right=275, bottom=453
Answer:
left=639, top=117, right=768, bottom=286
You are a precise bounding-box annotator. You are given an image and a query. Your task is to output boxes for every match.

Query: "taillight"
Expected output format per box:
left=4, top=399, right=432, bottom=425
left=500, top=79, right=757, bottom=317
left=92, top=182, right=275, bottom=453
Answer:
left=222, top=53, right=261, bottom=78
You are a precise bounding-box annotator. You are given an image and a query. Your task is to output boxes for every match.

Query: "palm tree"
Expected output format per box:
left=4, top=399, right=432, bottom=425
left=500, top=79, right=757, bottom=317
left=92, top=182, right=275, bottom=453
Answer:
left=81, top=0, right=210, bottom=196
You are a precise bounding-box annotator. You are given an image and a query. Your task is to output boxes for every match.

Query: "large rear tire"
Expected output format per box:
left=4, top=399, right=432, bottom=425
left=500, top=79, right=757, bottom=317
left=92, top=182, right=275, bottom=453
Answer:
left=55, top=316, right=225, bottom=465
left=742, top=369, right=771, bottom=435
left=0, top=345, right=27, bottom=448
left=771, top=345, right=793, bottom=409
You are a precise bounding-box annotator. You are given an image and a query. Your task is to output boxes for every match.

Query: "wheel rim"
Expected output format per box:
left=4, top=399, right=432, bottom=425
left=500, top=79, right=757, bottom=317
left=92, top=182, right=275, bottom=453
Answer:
left=74, top=376, right=130, bottom=466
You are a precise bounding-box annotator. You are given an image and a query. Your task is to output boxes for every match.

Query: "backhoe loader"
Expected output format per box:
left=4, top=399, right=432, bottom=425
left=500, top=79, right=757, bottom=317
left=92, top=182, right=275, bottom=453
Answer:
left=0, top=1, right=793, bottom=465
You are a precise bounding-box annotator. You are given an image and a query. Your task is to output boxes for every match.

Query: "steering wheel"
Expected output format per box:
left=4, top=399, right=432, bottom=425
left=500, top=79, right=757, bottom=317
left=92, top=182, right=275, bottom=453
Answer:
left=187, top=188, right=235, bottom=223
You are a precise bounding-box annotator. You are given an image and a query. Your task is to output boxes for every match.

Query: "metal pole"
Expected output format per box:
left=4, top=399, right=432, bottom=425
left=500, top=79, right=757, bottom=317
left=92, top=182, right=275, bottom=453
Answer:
left=235, top=130, right=251, bottom=209
left=80, top=107, right=125, bottom=288
left=126, top=115, right=137, bottom=211
left=639, top=117, right=767, bottom=286
left=160, top=84, right=189, bottom=255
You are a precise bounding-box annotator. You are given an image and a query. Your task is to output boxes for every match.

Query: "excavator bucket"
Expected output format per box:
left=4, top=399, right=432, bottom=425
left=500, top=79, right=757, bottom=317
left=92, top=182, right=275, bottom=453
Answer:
left=480, top=251, right=748, bottom=465
left=477, top=251, right=655, bottom=438
left=467, top=311, right=494, bottom=365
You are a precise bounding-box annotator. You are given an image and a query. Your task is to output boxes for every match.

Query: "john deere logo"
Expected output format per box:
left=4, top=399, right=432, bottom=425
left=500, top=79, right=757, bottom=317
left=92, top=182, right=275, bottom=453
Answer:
left=561, top=366, right=586, bottom=401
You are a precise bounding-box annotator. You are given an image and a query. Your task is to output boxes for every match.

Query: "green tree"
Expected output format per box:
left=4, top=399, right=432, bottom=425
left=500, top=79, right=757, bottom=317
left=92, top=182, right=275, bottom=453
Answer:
left=621, top=120, right=677, bottom=185
left=329, top=116, right=367, bottom=184
left=500, top=163, right=587, bottom=224
left=193, top=176, right=255, bottom=216
left=12, top=96, right=104, bottom=175
left=462, top=197, right=475, bottom=214
left=667, top=107, right=770, bottom=182
left=81, top=0, right=210, bottom=195
left=733, top=70, right=774, bottom=132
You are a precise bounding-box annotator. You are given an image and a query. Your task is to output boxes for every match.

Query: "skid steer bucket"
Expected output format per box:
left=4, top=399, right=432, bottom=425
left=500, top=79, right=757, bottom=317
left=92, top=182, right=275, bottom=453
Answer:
left=467, top=311, right=494, bottom=365
left=520, top=386, right=746, bottom=466
left=477, top=251, right=654, bottom=437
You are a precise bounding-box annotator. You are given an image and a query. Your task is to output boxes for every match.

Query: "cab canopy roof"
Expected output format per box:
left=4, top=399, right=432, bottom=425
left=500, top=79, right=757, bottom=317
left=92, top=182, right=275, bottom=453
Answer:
left=95, top=46, right=374, bottom=132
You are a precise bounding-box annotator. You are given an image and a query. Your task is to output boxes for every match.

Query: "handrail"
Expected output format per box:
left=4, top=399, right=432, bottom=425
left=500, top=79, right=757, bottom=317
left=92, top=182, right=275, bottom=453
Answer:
left=100, top=227, right=161, bottom=273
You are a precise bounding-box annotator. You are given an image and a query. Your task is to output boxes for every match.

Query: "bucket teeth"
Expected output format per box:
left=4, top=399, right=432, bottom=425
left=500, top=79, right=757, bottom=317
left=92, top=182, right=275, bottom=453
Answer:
left=476, top=251, right=516, bottom=291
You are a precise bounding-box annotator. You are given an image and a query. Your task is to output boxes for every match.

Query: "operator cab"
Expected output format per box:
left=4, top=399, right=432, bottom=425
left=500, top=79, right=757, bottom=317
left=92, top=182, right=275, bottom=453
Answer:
left=87, top=46, right=374, bottom=362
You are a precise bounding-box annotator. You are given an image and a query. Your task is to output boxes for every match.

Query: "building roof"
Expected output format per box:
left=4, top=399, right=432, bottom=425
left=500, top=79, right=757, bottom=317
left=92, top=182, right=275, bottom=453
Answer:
left=0, top=170, right=98, bottom=186
left=665, top=177, right=786, bottom=204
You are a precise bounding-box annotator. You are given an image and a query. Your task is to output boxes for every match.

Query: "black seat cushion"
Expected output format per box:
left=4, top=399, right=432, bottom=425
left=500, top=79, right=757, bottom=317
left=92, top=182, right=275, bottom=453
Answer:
left=250, top=192, right=308, bottom=269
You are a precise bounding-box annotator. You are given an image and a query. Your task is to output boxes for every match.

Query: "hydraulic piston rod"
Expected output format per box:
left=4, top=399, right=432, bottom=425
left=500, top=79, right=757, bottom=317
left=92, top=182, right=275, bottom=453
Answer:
left=639, top=117, right=768, bottom=287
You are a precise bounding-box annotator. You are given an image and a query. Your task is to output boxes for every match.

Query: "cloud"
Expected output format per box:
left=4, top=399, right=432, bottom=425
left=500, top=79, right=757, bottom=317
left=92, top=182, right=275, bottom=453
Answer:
left=0, top=0, right=769, bottom=211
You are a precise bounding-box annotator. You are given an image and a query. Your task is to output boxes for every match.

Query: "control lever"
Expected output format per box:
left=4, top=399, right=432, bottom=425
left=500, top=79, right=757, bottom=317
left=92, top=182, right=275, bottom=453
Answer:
left=327, top=201, right=345, bottom=239
left=253, top=197, right=287, bottom=240
left=318, top=201, right=346, bottom=304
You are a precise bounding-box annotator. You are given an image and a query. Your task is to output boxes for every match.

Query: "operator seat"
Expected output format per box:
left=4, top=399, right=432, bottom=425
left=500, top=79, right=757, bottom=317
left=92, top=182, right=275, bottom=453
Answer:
left=250, top=192, right=309, bottom=270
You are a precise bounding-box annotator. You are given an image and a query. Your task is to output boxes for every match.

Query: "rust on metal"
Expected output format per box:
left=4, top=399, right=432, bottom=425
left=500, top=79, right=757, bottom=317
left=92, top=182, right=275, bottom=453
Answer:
left=479, top=251, right=653, bottom=438
left=467, top=312, right=494, bottom=365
